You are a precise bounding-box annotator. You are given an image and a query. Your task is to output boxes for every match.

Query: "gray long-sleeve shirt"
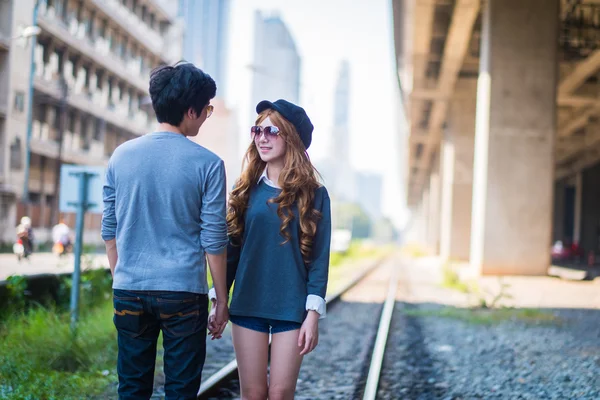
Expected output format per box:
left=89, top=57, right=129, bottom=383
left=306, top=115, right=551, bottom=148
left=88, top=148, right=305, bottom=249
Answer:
left=101, top=131, right=228, bottom=294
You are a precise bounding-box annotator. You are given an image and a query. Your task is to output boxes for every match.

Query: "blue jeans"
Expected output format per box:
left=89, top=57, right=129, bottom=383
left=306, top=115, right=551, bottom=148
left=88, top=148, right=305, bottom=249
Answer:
left=113, top=289, right=208, bottom=400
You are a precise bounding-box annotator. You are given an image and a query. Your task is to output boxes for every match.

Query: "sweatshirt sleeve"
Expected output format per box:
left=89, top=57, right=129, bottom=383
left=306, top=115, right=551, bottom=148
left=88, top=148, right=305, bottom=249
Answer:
left=306, top=187, right=332, bottom=299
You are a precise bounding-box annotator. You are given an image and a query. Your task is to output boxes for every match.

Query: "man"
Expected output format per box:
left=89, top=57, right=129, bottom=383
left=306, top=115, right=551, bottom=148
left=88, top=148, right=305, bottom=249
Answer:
left=16, top=216, right=34, bottom=257
left=101, top=62, right=229, bottom=400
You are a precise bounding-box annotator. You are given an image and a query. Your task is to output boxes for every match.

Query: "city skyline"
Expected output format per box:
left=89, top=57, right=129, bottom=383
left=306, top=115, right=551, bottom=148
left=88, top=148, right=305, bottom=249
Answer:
left=226, top=0, right=406, bottom=229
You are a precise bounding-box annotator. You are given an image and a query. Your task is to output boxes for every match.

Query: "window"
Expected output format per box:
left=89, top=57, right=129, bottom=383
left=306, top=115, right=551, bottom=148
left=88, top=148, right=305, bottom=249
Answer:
left=87, top=11, right=96, bottom=39
left=121, top=38, right=128, bottom=59
left=68, top=111, right=76, bottom=132
left=80, top=118, right=90, bottom=150
left=29, top=192, right=41, bottom=204
left=53, top=105, right=61, bottom=131
left=46, top=194, right=55, bottom=209
left=0, top=199, right=9, bottom=220
left=99, top=19, right=107, bottom=37
left=94, top=118, right=104, bottom=141
left=13, top=91, right=25, bottom=113
left=10, top=137, right=22, bottom=170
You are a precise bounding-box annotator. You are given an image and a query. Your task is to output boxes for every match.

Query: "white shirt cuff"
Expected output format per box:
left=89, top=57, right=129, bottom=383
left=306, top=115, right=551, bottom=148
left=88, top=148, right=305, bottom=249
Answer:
left=208, top=287, right=217, bottom=301
left=306, top=294, right=326, bottom=319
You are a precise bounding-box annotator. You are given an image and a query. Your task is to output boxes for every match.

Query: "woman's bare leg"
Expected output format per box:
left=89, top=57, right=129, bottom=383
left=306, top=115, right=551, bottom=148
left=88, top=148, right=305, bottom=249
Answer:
left=268, top=329, right=304, bottom=400
left=231, top=323, right=270, bottom=400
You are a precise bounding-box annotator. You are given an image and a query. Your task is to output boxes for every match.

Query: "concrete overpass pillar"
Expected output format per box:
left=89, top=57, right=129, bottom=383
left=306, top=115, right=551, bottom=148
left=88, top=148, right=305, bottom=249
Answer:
left=440, top=80, right=477, bottom=262
left=421, top=187, right=430, bottom=247
left=470, top=0, right=558, bottom=275
left=427, top=161, right=441, bottom=254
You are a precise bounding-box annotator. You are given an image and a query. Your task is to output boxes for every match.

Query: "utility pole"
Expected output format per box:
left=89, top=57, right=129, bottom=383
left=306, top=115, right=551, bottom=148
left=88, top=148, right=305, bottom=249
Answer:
left=51, top=76, right=68, bottom=226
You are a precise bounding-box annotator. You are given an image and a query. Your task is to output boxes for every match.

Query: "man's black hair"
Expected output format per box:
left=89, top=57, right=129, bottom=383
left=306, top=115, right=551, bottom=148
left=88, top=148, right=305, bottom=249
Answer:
left=149, top=61, right=217, bottom=126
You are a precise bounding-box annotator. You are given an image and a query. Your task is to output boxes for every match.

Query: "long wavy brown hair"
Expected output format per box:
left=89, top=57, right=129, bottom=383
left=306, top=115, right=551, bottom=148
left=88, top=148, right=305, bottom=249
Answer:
left=227, top=109, right=322, bottom=264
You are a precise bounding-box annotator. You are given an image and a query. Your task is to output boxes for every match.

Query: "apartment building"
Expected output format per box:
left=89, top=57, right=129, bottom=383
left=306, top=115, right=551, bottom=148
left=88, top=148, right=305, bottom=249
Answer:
left=0, top=0, right=183, bottom=243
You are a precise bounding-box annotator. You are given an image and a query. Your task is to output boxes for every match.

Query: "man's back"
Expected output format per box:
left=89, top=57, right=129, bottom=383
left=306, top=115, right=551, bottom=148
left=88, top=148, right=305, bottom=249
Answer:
left=102, top=131, right=228, bottom=294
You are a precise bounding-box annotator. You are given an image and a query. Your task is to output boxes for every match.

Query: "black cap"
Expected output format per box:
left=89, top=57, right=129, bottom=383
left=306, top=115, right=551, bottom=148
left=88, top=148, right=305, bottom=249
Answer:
left=256, top=99, right=313, bottom=149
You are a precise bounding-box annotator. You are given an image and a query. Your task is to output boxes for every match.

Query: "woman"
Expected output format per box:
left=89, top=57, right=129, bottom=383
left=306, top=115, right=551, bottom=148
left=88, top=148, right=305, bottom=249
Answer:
left=208, top=99, right=331, bottom=400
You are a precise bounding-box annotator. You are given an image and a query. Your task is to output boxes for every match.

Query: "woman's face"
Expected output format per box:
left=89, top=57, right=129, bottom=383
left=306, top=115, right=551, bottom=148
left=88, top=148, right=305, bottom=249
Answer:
left=253, top=116, right=286, bottom=165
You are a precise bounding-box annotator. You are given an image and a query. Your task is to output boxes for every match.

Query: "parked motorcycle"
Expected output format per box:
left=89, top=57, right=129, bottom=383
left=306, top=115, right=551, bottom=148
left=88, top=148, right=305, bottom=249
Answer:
left=13, top=238, right=31, bottom=262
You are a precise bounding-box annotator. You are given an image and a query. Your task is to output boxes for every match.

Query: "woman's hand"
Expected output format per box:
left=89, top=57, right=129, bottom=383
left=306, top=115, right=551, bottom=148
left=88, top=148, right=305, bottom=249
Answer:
left=207, top=301, right=228, bottom=340
left=298, top=310, right=320, bottom=355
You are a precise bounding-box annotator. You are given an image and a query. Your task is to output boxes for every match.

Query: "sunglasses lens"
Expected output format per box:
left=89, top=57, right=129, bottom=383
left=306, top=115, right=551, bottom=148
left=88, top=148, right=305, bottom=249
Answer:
left=266, top=126, right=279, bottom=136
left=251, top=126, right=279, bottom=139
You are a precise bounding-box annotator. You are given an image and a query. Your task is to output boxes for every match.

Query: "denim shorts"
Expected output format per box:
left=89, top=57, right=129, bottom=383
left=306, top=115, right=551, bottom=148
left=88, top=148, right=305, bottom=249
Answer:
left=230, top=314, right=301, bottom=334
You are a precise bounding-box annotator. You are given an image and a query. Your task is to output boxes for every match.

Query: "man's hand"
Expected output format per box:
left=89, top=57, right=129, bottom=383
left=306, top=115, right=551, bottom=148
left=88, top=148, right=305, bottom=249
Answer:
left=208, top=301, right=229, bottom=340
left=104, top=239, right=118, bottom=277
left=298, top=311, right=319, bottom=355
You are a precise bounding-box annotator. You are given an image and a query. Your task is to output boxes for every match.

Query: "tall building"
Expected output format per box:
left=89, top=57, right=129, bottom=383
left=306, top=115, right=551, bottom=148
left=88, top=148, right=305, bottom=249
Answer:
left=250, top=12, right=300, bottom=117
left=178, top=0, right=230, bottom=96
left=0, top=0, right=183, bottom=243
left=328, top=60, right=356, bottom=203
left=356, top=171, right=383, bottom=220
left=333, top=60, right=350, bottom=162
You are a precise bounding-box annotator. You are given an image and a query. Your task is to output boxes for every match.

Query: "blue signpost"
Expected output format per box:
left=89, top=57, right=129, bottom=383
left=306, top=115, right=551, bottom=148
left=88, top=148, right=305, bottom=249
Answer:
left=59, top=165, right=105, bottom=334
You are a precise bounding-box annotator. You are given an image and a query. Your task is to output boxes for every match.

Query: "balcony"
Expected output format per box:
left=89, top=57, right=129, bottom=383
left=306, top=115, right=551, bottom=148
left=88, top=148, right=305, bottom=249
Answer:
left=91, top=0, right=166, bottom=60
left=33, top=75, right=153, bottom=136
left=37, top=12, right=149, bottom=93
left=29, top=134, right=107, bottom=166
left=146, top=0, right=177, bottom=22
left=62, top=143, right=108, bottom=166
left=30, top=116, right=108, bottom=166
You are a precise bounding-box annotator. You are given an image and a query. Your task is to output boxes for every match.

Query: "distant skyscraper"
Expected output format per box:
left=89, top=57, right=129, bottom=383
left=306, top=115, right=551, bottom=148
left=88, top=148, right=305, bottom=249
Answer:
left=356, top=172, right=383, bottom=220
left=250, top=12, right=301, bottom=116
left=179, top=0, right=231, bottom=96
left=329, top=60, right=356, bottom=202
left=333, top=60, right=350, bottom=162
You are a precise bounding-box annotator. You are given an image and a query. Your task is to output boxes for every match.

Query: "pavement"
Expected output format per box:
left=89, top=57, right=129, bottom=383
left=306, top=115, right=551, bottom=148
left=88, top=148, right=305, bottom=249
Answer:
left=0, top=252, right=108, bottom=282
left=412, top=256, right=600, bottom=310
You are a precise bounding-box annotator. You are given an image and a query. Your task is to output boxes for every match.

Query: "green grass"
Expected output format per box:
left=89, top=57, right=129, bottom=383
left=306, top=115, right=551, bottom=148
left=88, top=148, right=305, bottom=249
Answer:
left=440, top=265, right=473, bottom=294
left=330, top=241, right=393, bottom=268
left=403, top=306, right=559, bottom=326
left=0, top=301, right=117, bottom=400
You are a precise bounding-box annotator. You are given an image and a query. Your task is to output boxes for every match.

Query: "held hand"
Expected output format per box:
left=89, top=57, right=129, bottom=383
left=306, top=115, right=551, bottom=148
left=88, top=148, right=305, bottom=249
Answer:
left=210, top=301, right=229, bottom=340
left=207, top=303, right=220, bottom=340
left=298, top=311, right=319, bottom=356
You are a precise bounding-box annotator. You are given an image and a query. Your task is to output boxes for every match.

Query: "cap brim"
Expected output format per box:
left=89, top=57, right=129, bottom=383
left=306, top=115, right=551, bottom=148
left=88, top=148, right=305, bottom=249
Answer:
left=256, top=100, right=277, bottom=115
